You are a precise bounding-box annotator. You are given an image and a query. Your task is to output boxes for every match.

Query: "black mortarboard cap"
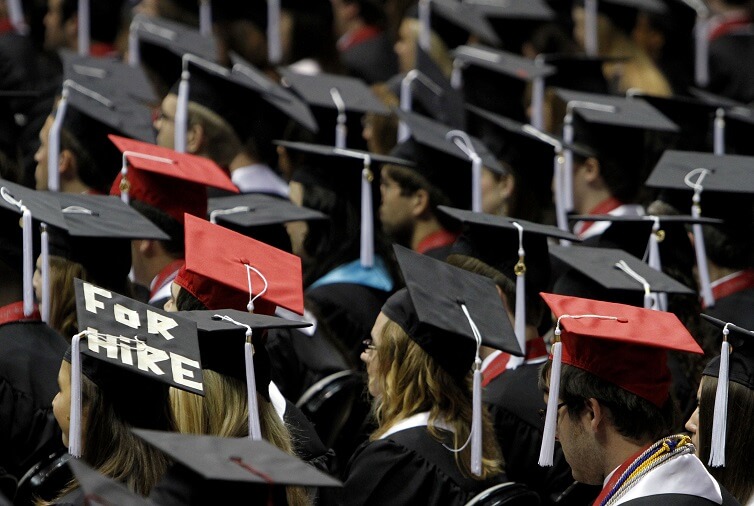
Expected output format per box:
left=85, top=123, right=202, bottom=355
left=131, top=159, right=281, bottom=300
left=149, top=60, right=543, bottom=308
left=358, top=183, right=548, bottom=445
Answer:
left=407, top=0, right=502, bottom=49
left=382, top=244, right=521, bottom=379
left=67, top=459, right=151, bottom=506
left=131, top=13, right=219, bottom=97
left=551, top=244, right=694, bottom=299
left=59, top=50, right=158, bottom=105
left=453, top=44, right=554, bottom=122
left=635, top=93, right=721, bottom=152
left=555, top=89, right=678, bottom=131
left=0, top=179, right=67, bottom=229
left=278, top=69, right=387, bottom=148
left=412, top=45, right=466, bottom=129
left=701, top=314, right=754, bottom=389
left=49, top=194, right=168, bottom=290
left=540, top=54, right=610, bottom=94
left=178, top=309, right=310, bottom=382
left=688, top=89, right=754, bottom=157
left=645, top=150, right=754, bottom=196
left=209, top=193, right=325, bottom=228
left=465, top=0, right=554, bottom=53
left=134, top=429, right=342, bottom=487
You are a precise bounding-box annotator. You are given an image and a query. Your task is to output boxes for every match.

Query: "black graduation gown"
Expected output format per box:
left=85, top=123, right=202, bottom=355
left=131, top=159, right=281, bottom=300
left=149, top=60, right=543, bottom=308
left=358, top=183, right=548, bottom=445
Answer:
left=305, top=283, right=390, bottom=364
left=266, top=326, right=350, bottom=403
left=705, top=287, right=754, bottom=331
left=337, top=426, right=506, bottom=506
left=484, top=363, right=581, bottom=506
left=0, top=319, right=68, bottom=482
left=283, top=399, right=336, bottom=474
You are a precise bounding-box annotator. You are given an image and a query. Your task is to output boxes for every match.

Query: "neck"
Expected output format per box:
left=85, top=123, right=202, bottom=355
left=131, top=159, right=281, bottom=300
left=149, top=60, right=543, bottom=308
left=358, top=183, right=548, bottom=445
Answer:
left=137, top=252, right=181, bottom=289
left=61, top=178, right=93, bottom=195
left=410, top=217, right=444, bottom=251
left=341, top=18, right=366, bottom=38
left=602, top=435, right=651, bottom=483
left=708, top=262, right=740, bottom=283
left=0, top=287, right=22, bottom=307
left=576, top=188, right=615, bottom=215
left=229, top=151, right=258, bottom=172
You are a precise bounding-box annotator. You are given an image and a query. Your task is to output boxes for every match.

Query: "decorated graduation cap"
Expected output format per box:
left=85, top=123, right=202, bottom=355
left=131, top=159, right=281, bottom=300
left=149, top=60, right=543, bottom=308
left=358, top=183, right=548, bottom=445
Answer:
left=108, top=135, right=238, bottom=224
left=208, top=193, right=326, bottom=252
left=553, top=88, right=678, bottom=232
left=393, top=110, right=504, bottom=212
left=68, top=279, right=204, bottom=457
left=538, top=292, right=703, bottom=466
left=176, top=214, right=304, bottom=317
left=397, top=44, right=466, bottom=139
left=575, top=0, right=667, bottom=55
left=409, top=0, right=501, bottom=53
left=47, top=79, right=156, bottom=193
left=551, top=244, right=695, bottom=310
left=134, top=429, right=342, bottom=502
left=451, top=44, right=555, bottom=128
left=700, top=314, right=754, bottom=467
left=128, top=13, right=218, bottom=96
left=278, top=140, right=413, bottom=268
left=645, top=150, right=754, bottom=308
left=178, top=309, right=310, bottom=440
left=439, top=205, right=577, bottom=355
left=384, top=244, right=521, bottom=475
left=278, top=68, right=388, bottom=149
left=0, top=180, right=66, bottom=318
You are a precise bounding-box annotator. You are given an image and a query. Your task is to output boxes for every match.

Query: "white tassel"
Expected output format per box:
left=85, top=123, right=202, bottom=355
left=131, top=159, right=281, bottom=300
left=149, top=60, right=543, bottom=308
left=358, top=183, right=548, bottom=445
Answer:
left=128, top=21, right=140, bottom=66
left=685, top=168, right=715, bottom=308
left=562, top=116, right=574, bottom=213
left=245, top=337, right=262, bottom=441
left=77, top=0, right=90, bottom=56
left=41, top=224, right=50, bottom=323
left=244, top=264, right=269, bottom=313
left=48, top=87, right=69, bottom=192
left=199, top=0, right=212, bottom=37
left=714, top=108, right=725, bottom=156
left=22, top=207, right=33, bottom=317
left=418, top=0, right=431, bottom=52
left=512, top=222, right=527, bottom=357
left=695, top=17, right=710, bottom=87
left=331, top=88, right=347, bottom=149
left=554, top=153, right=570, bottom=240
left=709, top=332, right=730, bottom=467
left=471, top=155, right=482, bottom=213
left=174, top=68, right=190, bottom=153
left=531, top=76, right=545, bottom=130
left=648, top=221, right=662, bottom=271
left=7, top=0, right=27, bottom=35
left=450, top=60, right=463, bottom=90
left=539, top=340, right=562, bottom=467
left=360, top=161, right=375, bottom=268
left=267, top=0, right=281, bottom=65
left=584, top=0, right=598, bottom=55
left=471, top=363, right=482, bottom=476
left=398, top=73, right=415, bottom=142
left=69, top=331, right=87, bottom=457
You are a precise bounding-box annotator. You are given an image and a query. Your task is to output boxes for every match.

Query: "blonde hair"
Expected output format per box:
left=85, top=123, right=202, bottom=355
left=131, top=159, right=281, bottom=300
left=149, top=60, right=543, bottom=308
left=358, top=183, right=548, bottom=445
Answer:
left=371, top=319, right=502, bottom=479
left=170, top=370, right=310, bottom=506
left=187, top=101, right=243, bottom=168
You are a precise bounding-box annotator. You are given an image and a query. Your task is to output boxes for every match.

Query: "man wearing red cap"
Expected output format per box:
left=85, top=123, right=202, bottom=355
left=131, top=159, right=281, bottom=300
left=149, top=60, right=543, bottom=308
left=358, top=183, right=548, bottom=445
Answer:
left=538, top=294, right=738, bottom=505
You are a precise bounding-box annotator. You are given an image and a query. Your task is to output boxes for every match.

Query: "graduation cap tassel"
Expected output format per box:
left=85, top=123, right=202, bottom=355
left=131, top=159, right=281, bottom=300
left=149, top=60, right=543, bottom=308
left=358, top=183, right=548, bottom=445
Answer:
left=450, top=60, right=463, bottom=90
left=127, top=17, right=141, bottom=67
left=398, top=73, right=415, bottom=142
left=459, top=304, right=483, bottom=477
left=244, top=264, right=269, bottom=313
left=330, top=88, right=347, bottom=149
left=41, top=224, right=50, bottom=323
left=615, top=260, right=657, bottom=310
left=7, top=0, right=28, bottom=35
left=174, top=62, right=191, bottom=153
left=199, top=0, right=212, bottom=37
left=584, top=0, right=598, bottom=56
left=361, top=157, right=375, bottom=268
left=245, top=333, right=263, bottom=440
left=1, top=187, right=34, bottom=316
left=267, top=0, right=282, bottom=65
left=418, top=0, right=431, bottom=52
left=714, top=108, right=725, bottom=156
left=77, top=0, right=90, bottom=56
left=694, top=14, right=710, bottom=87
left=647, top=218, right=667, bottom=312
left=562, top=113, right=575, bottom=213
left=685, top=168, right=715, bottom=308
left=512, top=222, right=527, bottom=358
left=446, top=130, right=482, bottom=213
left=48, top=84, right=70, bottom=192
left=531, top=74, right=545, bottom=130
left=539, top=334, right=561, bottom=467
left=709, top=325, right=730, bottom=467
left=69, top=330, right=87, bottom=458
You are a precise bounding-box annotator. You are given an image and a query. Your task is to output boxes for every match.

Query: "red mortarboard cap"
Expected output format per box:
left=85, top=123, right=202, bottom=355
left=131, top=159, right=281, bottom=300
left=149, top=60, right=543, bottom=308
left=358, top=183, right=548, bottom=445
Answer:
left=541, top=292, right=703, bottom=407
left=108, top=135, right=238, bottom=223
left=175, top=214, right=304, bottom=316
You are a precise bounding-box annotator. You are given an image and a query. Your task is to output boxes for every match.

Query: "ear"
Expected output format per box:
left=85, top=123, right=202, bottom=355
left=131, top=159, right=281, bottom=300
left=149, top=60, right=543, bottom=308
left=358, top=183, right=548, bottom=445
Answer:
left=585, top=397, right=607, bottom=433
left=136, top=239, right=156, bottom=257
left=499, top=172, right=516, bottom=200
left=186, top=122, right=204, bottom=154
left=582, top=157, right=602, bottom=183
left=58, top=149, right=77, bottom=180
left=411, top=188, right=430, bottom=218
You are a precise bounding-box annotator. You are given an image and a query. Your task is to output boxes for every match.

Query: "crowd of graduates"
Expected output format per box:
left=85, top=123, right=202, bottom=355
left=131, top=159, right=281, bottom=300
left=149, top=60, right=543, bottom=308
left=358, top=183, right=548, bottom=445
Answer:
left=1, top=0, right=754, bottom=505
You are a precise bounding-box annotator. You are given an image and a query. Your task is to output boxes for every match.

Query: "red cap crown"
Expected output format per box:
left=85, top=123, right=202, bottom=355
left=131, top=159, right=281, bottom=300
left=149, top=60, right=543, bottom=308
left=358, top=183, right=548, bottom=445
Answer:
left=540, top=293, right=703, bottom=407
left=108, top=135, right=238, bottom=223
left=175, top=214, right=304, bottom=316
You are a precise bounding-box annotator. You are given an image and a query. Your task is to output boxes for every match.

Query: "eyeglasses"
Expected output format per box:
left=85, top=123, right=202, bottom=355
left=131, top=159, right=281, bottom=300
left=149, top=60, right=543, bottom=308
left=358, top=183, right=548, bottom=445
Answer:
left=362, top=338, right=377, bottom=353
left=538, top=402, right=567, bottom=420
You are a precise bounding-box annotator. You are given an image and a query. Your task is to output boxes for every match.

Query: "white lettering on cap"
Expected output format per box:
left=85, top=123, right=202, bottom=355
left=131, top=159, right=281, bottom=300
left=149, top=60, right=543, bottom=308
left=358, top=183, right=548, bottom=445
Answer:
left=147, top=311, right=178, bottom=340
left=170, top=352, right=203, bottom=392
left=83, top=283, right=112, bottom=314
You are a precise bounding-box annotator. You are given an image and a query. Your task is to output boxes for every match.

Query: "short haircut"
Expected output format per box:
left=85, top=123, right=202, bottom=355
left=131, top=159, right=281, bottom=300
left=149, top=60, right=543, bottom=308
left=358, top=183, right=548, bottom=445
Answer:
left=383, top=164, right=459, bottom=232
left=130, top=200, right=184, bottom=257
left=539, top=362, right=675, bottom=443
